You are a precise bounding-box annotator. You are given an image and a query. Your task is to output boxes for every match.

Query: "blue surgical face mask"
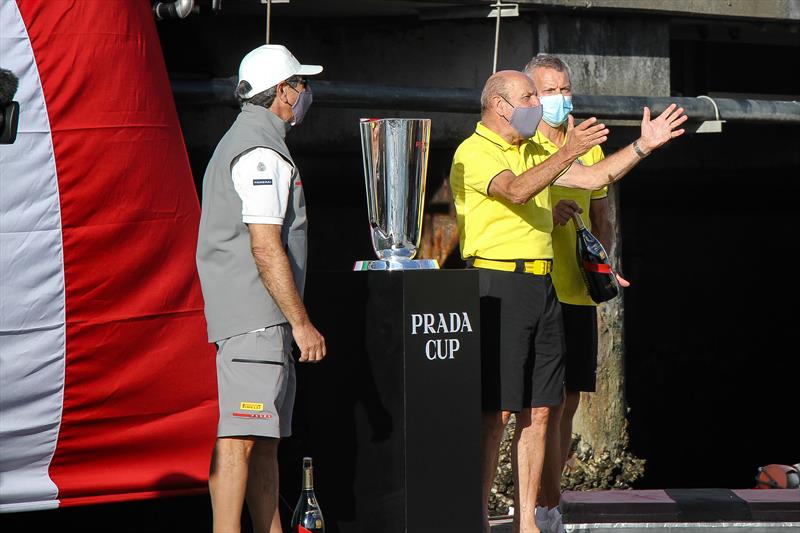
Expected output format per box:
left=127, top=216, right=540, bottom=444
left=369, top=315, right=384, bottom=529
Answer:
left=500, top=96, right=543, bottom=138
left=540, top=94, right=573, bottom=127
left=289, top=86, right=313, bottom=126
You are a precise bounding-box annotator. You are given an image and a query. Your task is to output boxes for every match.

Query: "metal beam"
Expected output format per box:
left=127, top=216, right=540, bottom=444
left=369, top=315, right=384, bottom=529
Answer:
left=171, top=78, right=800, bottom=124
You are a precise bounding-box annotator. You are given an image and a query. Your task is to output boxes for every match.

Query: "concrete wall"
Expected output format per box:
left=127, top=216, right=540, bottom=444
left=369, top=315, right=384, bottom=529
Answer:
left=537, top=12, right=671, bottom=97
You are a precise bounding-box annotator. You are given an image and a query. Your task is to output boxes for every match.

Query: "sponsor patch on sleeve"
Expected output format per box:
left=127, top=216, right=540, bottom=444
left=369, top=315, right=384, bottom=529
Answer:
left=240, top=402, right=264, bottom=411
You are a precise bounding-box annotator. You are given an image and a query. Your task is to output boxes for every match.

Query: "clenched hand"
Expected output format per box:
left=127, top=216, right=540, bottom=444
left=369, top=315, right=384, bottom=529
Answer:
left=293, top=322, right=326, bottom=363
left=552, top=199, right=583, bottom=226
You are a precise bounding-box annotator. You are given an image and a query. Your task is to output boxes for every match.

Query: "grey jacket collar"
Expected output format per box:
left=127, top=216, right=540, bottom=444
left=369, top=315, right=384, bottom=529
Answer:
left=241, top=103, right=290, bottom=139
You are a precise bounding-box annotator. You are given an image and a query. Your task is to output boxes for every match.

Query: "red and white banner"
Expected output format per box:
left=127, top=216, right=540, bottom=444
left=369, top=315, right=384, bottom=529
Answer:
left=0, top=0, right=217, bottom=511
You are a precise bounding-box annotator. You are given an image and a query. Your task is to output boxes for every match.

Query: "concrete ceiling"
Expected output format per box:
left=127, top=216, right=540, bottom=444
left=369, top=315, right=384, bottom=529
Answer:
left=220, top=0, right=472, bottom=18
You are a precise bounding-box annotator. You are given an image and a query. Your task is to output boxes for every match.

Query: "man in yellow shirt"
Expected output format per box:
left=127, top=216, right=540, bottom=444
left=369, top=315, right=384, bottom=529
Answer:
left=450, top=70, right=686, bottom=533
left=525, top=54, right=685, bottom=533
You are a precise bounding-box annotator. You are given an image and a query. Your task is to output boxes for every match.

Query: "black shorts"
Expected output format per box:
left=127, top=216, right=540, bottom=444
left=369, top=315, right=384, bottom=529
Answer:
left=561, top=303, right=598, bottom=393
left=478, top=268, right=565, bottom=411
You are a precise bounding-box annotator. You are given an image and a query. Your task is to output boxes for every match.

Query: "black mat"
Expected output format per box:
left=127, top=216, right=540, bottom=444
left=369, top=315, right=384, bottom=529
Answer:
left=561, top=488, right=800, bottom=524
left=664, top=488, right=752, bottom=521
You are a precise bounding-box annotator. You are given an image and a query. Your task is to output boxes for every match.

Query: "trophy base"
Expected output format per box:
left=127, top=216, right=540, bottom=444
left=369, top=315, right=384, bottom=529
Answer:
left=353, top=259, right=440, bottom=271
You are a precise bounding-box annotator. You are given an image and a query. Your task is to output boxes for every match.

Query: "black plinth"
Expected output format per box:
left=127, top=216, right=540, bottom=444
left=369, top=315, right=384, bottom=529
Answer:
left=281, top=269, right=482, bottom=533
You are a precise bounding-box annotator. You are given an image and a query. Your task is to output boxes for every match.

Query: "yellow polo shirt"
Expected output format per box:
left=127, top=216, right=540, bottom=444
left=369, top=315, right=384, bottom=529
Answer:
left=533, top=130, right=607, bottom=306
left=450, top=122, right=554, bottom=260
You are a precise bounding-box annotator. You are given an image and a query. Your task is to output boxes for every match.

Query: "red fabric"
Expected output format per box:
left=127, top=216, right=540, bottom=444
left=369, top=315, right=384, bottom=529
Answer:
left=17, top=0, right=218, bottom=505
left=582, top=261, right=613, bottom=274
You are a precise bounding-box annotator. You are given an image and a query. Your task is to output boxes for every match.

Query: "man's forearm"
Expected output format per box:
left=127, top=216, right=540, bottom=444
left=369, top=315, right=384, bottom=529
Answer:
left=503, top=149, right=576, bottom=204
left=556, top=141, right=645, bottom=190
left=252, top=248, right=310, bottom=329
left=592, top=216, right=614, bottom=252
left=589, top=197, right=614, bottom=253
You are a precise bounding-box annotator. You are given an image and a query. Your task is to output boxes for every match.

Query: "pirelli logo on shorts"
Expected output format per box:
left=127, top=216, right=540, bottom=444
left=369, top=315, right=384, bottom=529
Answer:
left=233, top=402, right=273, bottom=420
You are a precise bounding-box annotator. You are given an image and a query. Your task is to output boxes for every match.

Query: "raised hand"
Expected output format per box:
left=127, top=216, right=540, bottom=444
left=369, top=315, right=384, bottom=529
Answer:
left=563, top=115, right=609, bottom=160
left=638, top=104, right=688, bottom=153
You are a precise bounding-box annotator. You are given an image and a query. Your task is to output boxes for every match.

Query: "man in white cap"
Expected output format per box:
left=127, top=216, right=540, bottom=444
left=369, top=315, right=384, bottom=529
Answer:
left=196, top=44, right=324, bottom=533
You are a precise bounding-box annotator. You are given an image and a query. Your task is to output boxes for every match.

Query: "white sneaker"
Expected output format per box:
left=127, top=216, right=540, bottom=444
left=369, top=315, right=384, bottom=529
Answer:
left=535, top=505, right=551, bottom=532
left=547, top=506, right=564, bottom=533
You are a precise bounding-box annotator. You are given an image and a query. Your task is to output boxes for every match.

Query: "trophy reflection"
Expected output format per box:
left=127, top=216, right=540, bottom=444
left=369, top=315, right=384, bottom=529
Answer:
left=354, top=118, right=439, bottom=271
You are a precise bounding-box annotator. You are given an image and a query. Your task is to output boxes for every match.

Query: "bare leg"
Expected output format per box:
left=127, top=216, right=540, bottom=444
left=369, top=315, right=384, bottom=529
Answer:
left=245, top=437, right=282, bottom=533
left=512, top=407, right=550, bottom=533
left=209, top=436, right=256, bottom=533
left=539, top=399, right=565, bottom=509
left=270, top=505, right=283, bottom=533
left=482, top=410, right=509, bottom=533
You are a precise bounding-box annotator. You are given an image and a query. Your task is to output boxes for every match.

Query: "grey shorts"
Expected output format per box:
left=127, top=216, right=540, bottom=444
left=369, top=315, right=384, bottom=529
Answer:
left=215, top=324, right=295, bottom=438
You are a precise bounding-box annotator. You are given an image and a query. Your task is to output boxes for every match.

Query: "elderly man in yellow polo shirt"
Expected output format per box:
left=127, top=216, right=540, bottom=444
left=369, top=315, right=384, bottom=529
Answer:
left=525, top=54, right=690, bottom=533
left=449, top=70, right=687, bottom=533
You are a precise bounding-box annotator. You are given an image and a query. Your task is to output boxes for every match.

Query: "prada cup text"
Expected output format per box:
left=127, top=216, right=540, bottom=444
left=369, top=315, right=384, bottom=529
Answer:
left=410, top=312, right=473, bottom=361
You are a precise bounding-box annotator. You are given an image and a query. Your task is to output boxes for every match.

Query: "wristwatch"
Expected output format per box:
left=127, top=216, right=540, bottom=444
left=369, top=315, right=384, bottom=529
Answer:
left=632, top=140, right=650, bottom=158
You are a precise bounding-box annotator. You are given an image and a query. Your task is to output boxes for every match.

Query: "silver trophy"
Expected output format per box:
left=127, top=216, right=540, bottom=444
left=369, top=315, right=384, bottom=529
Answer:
left=354, top=118, right=439, bottom=271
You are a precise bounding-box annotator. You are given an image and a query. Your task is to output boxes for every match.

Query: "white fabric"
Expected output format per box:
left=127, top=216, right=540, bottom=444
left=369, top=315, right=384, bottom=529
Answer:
left=0, top=0, right=65, bottom=512
left=232, top=147, right=293, bottom=225
left=238, top=44, right=322, bottom=98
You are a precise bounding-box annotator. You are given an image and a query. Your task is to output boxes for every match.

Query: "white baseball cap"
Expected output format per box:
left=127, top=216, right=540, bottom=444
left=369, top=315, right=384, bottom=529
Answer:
left=238, top=44, right=323, bottom=99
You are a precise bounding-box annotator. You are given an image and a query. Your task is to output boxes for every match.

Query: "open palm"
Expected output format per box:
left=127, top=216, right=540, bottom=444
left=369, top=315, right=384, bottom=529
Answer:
left=640, top=103, right=688, bottom=152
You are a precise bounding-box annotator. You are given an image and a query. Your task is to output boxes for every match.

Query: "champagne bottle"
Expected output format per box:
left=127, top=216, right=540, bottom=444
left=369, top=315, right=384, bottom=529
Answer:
left=290, top=457, right=325, bottom=533
left=573, top=212, right=619, bottom=303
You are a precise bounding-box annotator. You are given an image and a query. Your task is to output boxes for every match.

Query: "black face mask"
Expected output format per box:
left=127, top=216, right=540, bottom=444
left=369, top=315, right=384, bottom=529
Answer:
left=286, top=83, right=313, bottom=126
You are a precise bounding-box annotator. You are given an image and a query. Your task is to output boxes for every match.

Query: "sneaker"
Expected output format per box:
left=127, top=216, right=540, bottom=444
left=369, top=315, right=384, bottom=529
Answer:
left=547, top=506, right=564, bottom=533
left=535, top=505, right=550, bottom=532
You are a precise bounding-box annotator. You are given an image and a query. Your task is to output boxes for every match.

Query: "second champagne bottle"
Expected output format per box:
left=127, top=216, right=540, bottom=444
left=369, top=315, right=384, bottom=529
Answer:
left=290, top=457, right=325, bottom=533
left=573, top=212, right=619, bottom=303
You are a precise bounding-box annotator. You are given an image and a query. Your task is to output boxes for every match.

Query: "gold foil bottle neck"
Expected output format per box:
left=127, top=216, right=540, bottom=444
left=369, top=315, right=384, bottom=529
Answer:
left=302, top=456, right=314, bottom=490
left=572, top=212, right=586, bottom=231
